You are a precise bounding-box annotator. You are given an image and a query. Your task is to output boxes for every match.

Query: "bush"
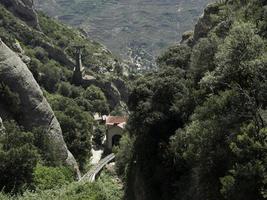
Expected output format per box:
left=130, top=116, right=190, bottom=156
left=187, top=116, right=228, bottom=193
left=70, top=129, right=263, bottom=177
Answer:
left=48, top=95, right=93, bottom=169
left=33, top=164, right=73, bottom=190
left=83, top=86, right=109, bottom=114
left=0, top=83, right=21, bottom=115
left=39, top=61, right=62, bottom=93
left=0, top=121, right=39, bottom=193
left=0, top=182, right=107, bottom=200
left=57, top=82, right=72, bottom=97
left=93, top=125, right=106, bottom=147
left=34, top=47, right=48, bottom=63
left=115, top=133, right=134, bottom=179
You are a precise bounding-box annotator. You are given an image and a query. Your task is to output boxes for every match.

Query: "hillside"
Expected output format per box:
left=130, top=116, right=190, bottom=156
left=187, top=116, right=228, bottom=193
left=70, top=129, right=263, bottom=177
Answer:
left=0, top=0, right=267, bottom=200
left=0, top=0, right=127, bottom=197
left=35, top=0, right=214, bottom=67
left=115, top=1, right=267, bottom=200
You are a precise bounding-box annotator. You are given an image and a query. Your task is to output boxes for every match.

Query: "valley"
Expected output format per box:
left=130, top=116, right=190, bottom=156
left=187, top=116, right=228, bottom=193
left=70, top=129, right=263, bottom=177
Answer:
left=0, top=0, right=266, bottom=200
left=35, top=0, right=214, bottom=67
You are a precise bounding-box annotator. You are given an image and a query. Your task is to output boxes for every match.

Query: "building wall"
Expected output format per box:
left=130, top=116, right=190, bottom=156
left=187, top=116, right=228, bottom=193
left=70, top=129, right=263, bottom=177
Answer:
left=106, top=125, right=124, bottom=150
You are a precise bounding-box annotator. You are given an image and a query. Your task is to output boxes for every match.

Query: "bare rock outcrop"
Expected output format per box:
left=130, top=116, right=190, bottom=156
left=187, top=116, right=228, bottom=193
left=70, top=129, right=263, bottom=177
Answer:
left=0, top=39, right=80, bottom=178
left=0, top=0, right=40, bottom=30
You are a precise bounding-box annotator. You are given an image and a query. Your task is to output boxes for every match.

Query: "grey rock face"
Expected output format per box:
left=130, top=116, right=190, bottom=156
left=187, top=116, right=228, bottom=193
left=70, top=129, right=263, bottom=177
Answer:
left=0, top=39, right=80, bottom=178
left=0, top=0, right=40, bottom=30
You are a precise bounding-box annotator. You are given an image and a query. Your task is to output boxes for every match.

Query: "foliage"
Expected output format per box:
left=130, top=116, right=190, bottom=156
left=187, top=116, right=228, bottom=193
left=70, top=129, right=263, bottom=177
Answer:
left=0, top=2, right=126, bottom=198
left=123, top=2, right=267, bottom=200
left=93, top=125, right=106, bottom=147
left=0, top=83, right=21, bottom=116
left=0, top=182, right=106, bottom=200
left=97, top=170, right=123, bottom=200
left=157, top=44, right=191, bottom=70
left=115, top=133, right=135, bottom=179
left=189, top=37, right=218, bottom=82
left=82, top=85, right=109, bottom=115
left=0, top=121, right=39, bottom=193
left=220, top=124, right=267, bottom=200
left=33, top=164, right=73, bottom=190
left=48, top=95, right=93, bottom=170
left=0, top=170, right=123, bottom=200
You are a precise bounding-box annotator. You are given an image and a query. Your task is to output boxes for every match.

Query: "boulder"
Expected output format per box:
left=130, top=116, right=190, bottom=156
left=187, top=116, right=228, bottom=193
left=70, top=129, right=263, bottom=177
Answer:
left=0, top=0, right=41, bottom=30
left=0, top=39, right=80, bottom=179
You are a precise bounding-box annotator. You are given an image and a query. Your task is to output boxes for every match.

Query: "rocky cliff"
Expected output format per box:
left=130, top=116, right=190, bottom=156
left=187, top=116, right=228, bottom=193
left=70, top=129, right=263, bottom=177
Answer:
left=0, top=0, right=40, bottom=29
left=0, top=39, right=80, bottom=178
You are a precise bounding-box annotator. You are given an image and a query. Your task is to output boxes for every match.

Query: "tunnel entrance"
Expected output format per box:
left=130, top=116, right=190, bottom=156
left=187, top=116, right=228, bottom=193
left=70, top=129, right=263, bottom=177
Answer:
left=112, top=135, right=122, bottom=147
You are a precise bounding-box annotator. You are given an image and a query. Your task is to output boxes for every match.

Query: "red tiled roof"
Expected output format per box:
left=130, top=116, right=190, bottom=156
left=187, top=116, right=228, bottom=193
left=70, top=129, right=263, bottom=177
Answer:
left=105, top=116, right=127, bottom=125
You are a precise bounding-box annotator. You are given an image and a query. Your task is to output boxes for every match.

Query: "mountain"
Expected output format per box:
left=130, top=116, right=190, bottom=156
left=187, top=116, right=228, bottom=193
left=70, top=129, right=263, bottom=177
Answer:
left=34, top=0, right=214, bottom=67
left=0, top=0, right=128, bottom=194
left=115, top=1, right=267, bottom=200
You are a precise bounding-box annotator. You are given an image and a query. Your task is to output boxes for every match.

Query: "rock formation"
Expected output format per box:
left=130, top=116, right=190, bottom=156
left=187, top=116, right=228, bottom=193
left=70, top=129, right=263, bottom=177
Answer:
left=0, top=39, right=80, bottom=179
left=0, top=0, right=40, bottom=30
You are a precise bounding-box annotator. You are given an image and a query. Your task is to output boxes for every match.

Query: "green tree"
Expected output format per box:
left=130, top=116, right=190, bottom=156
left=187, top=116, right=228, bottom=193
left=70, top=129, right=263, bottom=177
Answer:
left=33, top=164, right=73, bottom=190
left=220, top=124, right=267, bottom=200
left=39, top=61, right=62, bottom=93
left=157, top=44, right=191, bottom=70
left=49, top=95, right=93, bottom=169
left=93, top=125, right=105, bottom=147
left=83, top=85, right=109, bottom=114
left=189, top=37, right=218, bottom=83
left=115, top=133, right=135, bottom=180
left=0, top=121, right=39, bottom=193
left=0, top=83, right=21, bottom=116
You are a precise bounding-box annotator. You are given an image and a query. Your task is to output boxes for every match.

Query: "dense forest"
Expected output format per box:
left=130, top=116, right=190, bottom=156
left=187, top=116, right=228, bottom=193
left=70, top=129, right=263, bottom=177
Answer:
left=0, top=0, right=266, bottom=200
left=115, top=0, right=267, bottom=200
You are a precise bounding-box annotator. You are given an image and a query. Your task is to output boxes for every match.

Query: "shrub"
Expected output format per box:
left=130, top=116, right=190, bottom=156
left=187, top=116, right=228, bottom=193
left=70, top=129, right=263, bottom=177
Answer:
left=34, top=47, right=48, bottom=63
left=83, top=86, right=109, bottom=114
left=33, top=164, right=73, bottom=190
left=115, top=133, right=135, bottom=179
left=0, top=83, right=21, bottom=115
left=49, top=95, right=93, bottom=169
left=0, top=121, right=39, bottom=193
left=93, top=125, right=106, bottom=147
left=57, top=82, right=72, bottom=97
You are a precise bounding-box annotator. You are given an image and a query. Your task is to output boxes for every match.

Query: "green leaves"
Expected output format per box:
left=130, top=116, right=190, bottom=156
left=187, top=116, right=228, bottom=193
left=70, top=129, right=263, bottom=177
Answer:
left=220, top=124, right=267, bottom=200
left=0, top=121, right=40, bottom=193
left=49, top=95, right=93, bottom=170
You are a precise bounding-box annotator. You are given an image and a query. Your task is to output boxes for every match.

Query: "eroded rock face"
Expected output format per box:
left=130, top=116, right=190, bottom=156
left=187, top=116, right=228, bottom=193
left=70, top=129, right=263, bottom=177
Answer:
left=0, top=0, right=40, bottom=30
left=0, top=39, right=80, bottom=178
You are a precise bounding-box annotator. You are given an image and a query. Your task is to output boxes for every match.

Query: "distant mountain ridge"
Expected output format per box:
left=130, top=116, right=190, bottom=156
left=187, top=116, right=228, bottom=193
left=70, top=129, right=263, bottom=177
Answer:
left=35, top=0, right=214, bottom=67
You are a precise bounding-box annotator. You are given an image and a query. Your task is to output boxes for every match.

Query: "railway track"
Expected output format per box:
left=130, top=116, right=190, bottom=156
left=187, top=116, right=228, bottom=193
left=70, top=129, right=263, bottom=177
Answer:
left=80, top=153, right=115, bottom=182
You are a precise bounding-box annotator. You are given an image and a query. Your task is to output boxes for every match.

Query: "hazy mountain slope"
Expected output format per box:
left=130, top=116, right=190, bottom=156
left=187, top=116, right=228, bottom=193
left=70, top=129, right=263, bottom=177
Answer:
left=35, top=0, right=214, bottom=66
